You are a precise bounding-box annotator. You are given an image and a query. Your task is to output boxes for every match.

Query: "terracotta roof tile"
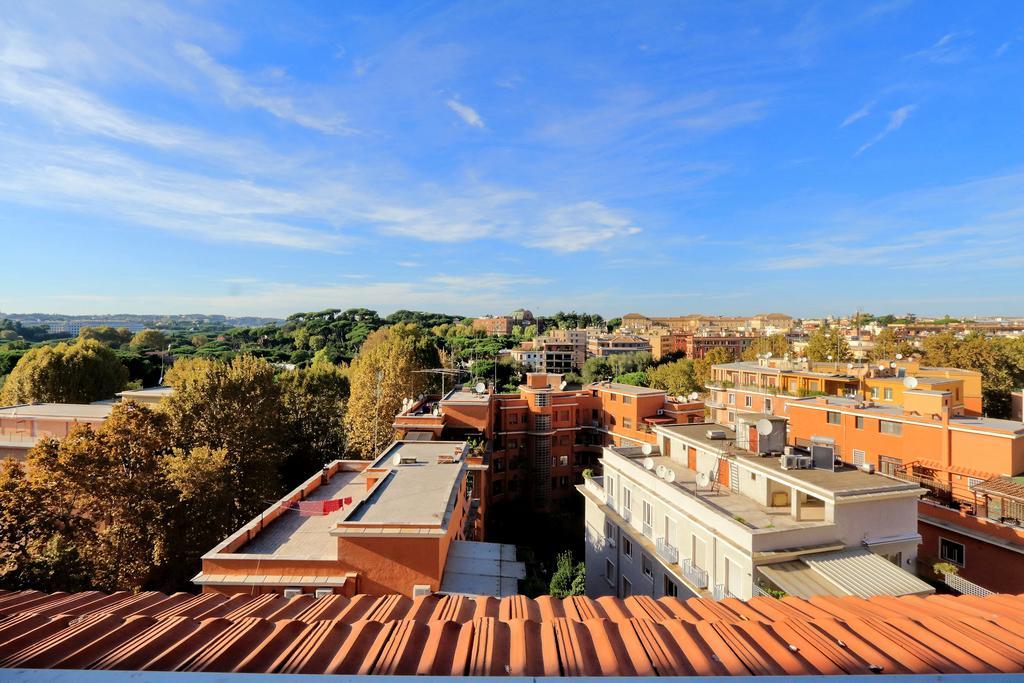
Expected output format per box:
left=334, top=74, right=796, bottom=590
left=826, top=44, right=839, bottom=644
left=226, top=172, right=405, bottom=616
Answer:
left=1, top=590, right=1024, bottom=675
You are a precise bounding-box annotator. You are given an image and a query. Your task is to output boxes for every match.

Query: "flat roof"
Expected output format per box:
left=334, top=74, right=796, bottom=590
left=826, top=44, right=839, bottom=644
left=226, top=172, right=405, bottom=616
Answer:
left=790, top=396, right=1024, bottom=434
left=117, top=386, right=174, bottom=398
left=655, top=422, right=737, bottom=452
left=238, top=468, right=364, bottom=560
left=0, top=403, right=113, bottom=420
left=438, top=540, right=525, bottom=597
left=439, top=388, right=491, bottom=404
left=588, top=381, right=666, bottom=396
left=346, top=441, right=467, bottom=527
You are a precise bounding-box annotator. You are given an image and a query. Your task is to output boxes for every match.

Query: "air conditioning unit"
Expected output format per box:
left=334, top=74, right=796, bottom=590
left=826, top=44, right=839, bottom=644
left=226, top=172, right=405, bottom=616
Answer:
left=283, top=588, right=302, bottom=599
left=314, top=588, right=333, bottom=599
left=861, top=462, right=876, bottom=474
left=706, top=429, right=727, bottom=440
left=781, top=454, right=800, bottom=470
left=795, top=455, right=813, bottom=469
left=783, top=445, right=795, bottom=455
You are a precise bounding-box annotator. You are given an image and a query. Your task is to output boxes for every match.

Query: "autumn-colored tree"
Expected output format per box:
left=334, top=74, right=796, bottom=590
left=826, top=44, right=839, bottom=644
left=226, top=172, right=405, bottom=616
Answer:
left=869, top=328, right=915, bottom=361
left=741, top=334, right=792, bottom=361
left=279, top=359, right=349, bottom=485
left=26, top=401, right=174, bottom=591
left=0, top=458, right=90, bottom=591
left=344, top=324, right=438, bottom=458
left=694, top=347, right=734, bottom=390
left=164, top=355, right=286, bottom=524
left=648, top=359, right=700, bottom=396
left=130, top=329, right=170, bottom=350
left=79, top=326, right=133, bottom=346
left=804, top=326, right=852, bottom=362
left=0, top=338, right=128, bottom=404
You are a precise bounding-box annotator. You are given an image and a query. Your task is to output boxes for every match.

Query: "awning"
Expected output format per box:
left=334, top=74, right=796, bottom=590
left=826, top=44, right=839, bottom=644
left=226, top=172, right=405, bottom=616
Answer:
left=192, top=572, right=352, bottom=587
left=758, top=547, right=934, bottom=599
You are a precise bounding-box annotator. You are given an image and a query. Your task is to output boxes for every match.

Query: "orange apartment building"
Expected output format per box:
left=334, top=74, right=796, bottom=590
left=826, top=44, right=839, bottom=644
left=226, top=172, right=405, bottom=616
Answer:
left=195, top=440, right=523, bottom=598
left=587, top=334, right=652, bottom=357
left=394, top=373, right=704, bottom=518
left=785, top=389, right=1024, bottom=593
left=0, top=403, right=113, bottom=460
left=471, top=316, right=515, bottom=336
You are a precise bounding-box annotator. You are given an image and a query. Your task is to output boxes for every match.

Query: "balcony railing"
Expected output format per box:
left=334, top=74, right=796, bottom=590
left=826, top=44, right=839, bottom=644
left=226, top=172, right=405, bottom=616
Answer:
left=621, top=507, right=632, bottom=523
left=681, top=558, right=708, bottom=589
left=642, top=522, right=653, bottom=539
left=712, top=584, right=738, bottom=601
left=655, top=537, right=679, bottom=564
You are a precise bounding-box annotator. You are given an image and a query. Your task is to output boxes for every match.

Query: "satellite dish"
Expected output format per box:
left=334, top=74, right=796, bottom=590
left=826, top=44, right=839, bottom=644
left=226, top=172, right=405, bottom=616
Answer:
left=641, top=443, right=653, bottom=456
left=697, top=472, right=710, bottom=487
left=689, top=392, right=700, bottom=401
left=676, top=395, right=686, bottom=403
left=765, top=352, right=772, bottom=359
left=847, top=363, right=854, bottom=370
left=559, top=381, right=567, bottom=390
left=643, top=457, right=655, bottom=470
left=895, top=353, right=903, bottom=360
left=889, top=361, right=898, bottom=368
left=878, top=364, right=887, bottom=371
left=656, top=465, right=667, bottom=479
left=393, top=454, right=402, bottom=466
left=664, top=469, right=676, bottom=483
left=756, top=419, right=774, bottom=436
left=475, top=382, right=486, bottom=393
left=903, top=376, right=919, bottom=389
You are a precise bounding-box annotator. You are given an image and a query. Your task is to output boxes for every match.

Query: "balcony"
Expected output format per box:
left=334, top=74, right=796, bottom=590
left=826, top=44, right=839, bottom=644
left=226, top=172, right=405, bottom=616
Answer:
left=621, top=507, right=632, bottom=523
left=642, top=522, right=653, bottom=538
left=712, top=584, right=738, bottom=601
left=655, top=537, right=679, bottom=564
left=681, top=558, right=708, bottom=589
left=705, top=398, right=726, bottom=409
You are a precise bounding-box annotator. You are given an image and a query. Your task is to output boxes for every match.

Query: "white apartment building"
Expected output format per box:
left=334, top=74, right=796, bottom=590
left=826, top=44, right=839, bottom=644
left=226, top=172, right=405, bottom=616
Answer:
left=579, top=418, right=932, bottom=601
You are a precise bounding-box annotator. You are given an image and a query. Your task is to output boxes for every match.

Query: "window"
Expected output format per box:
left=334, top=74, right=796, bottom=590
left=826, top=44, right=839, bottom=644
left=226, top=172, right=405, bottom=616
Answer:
left=559, top=455, right=568, bottom=466
left=642, top=554, right=654, bottom=579
left=623, top=536, right=633, bottom=559
left=764, top=398, right=773, bottom=412
left=642, top=500, right=653, bottom=537
left=605, top=519, right=615, bottom=543
left=967, top=477, right=984, bottom=490
left=728, top=393, right=735, bottom=404
left=852, top=449, right=865, bottom=466
left=744, top=395, right=752, bottom=408
left=622, top=576, right=632, bottom=597
left=663, top=575, right=678, bottom=597
left=623, top=486, right=632, bottom=512
left=884, top=388, right=893, bottom=401
left=855, top=416, right=864, bottom=429
left=559, top=476, right=569, bottom=488
left=605, top=559, right=615, bottom=585
left=609, top=394, right=617, bottom=402
left=827, top=411, right=841, bottom=425
left=623, top=417, right=633, bottom=430
left=939, top=538, right=965, bottom=566
left=622, top=395, right=633, bottom=405
left=871, top=387, right=879, bottom=399
left=878, top=455, right=902, bottom=476
left=494, top=458, right=505, bottom=472
left=509, top=413, right=518, bottom=424
left=879, top=420, right=902, bottom=435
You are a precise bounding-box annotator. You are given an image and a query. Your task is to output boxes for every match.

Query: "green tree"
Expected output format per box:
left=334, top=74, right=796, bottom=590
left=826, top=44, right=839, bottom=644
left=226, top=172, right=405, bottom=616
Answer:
left=344, top=324, right=439, bottom=458
left=608, top=351, right=653, bottom=377
left=548, top=550, right=585, bottom=598
left=130, top=329, right=170, bottom=350
left=869, top=328, right=915, bottom=361
left=190, top=334, right=209, bottom=348
left=582, top=356, right=612, bottom=383
left=741, top=334, right=792, bottom=361
left=164, top=355, right=287, bottom=525
left=0, top=339, right=129, bottom=404
left=648, top=359, right=700, bottom=396
left=279, top=360, right=349, bottom=485
left=694, top=347, right=734, bottom=390
left=804, top=326, right=852, bottom=362
left=614, top=371, right=648, bottom=386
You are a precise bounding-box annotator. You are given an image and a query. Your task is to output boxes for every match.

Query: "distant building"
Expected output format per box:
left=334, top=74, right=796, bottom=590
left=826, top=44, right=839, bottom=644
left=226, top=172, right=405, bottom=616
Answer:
left=581, top=416, right=930, bottom=601
left=194, top=440, right=520, bottom=597
left=530, top=328, right=588, bottom=371
left=42, top=320, right=146, bottom=335
left=683, top=334, right=755, bottom=359
left=472, top=316, right=515, bottom=336
left=0, top=403, right=113, bottom=460
left=588, top=334, right=651, bottom=357
left=115, top=386, right=174, bottom=407
left=1013, top=390, right=1023, bottom=421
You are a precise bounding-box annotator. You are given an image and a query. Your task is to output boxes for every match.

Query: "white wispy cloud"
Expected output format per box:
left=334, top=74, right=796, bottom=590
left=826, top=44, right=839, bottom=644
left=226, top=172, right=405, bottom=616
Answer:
left=906, top=32, right=972, bottom=64
left=445, top=98, right=485, bottom=128
left=841, top=101, right=873, bottom=127
left=175, top=43, right=351, bottom=134
left=525, top=202, right=641, bottom=252
left=856, top=104, right=916, bottom=155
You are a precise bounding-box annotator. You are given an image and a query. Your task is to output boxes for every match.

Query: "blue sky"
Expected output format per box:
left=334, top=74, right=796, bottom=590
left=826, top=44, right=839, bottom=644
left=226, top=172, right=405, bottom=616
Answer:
left=1, top=1, right=1023, bottom=318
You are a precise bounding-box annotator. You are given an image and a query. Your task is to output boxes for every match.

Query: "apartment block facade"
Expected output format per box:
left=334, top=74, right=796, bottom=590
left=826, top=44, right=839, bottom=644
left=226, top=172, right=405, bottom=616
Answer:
left=0, top=403, right=113, bottom=460
left=587, top=334, right=652, bottom=357
left=580, top=418, right=929, bottom=601
left=394, top=374, right=704, bottom=518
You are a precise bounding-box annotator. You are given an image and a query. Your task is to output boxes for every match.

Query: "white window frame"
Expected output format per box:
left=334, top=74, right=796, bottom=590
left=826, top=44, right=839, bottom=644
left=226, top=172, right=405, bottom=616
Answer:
left=623, top=536, right=633, bottom=560
left=939, top=537, right=965, bottom=567
left=641, top=553, right=654, bottom=580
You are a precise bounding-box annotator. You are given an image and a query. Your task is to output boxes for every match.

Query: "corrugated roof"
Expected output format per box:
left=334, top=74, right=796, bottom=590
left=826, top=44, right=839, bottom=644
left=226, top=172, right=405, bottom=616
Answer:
left=1, top=590, right=1024, bottom=674
left=801, top=548, right=935, bottom=598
